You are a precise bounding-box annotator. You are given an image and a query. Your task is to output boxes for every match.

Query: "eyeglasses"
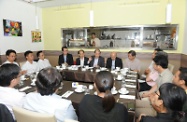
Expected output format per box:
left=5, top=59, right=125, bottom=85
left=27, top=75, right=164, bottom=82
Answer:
left=155, top=91, right=161, bottom=99
left=154, top=91, right=160, bottom=96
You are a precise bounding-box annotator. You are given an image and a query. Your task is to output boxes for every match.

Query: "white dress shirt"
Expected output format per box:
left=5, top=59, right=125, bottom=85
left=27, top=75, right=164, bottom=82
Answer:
left=37, top=59, right=51, bottom=70
left=111, top=60, right=115, bottom=70
left=93, top=58, right=99, bottom=67
left=3, top=60, right=19, bottom=66
left=23, top=92, right=78, bottom=122
left=80, top=58, right=84, bottom=67
left=21, top=61, right=39, bottom=75
left=0, top=87, right=26, bottom=119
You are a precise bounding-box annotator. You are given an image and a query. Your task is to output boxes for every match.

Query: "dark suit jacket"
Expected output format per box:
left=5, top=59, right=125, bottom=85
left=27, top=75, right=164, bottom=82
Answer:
left=58, top=53, right=74, bottom=65
left=140, top=113, right=174, bottom=122
left=79, top=95, right=128, bottom=122
left=106, top=57, right=123, bottom=69
left=0, top=104, right=14, bottom=122
left=76, top=57, right=89, bottom=66
left=89, top=56, right=105, bottom=67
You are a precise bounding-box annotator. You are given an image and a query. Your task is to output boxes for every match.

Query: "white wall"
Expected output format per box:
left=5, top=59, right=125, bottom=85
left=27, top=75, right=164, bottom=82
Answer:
left=183, top=1, right=187, bottom=55
left=0, top=0, right=43, bottom=55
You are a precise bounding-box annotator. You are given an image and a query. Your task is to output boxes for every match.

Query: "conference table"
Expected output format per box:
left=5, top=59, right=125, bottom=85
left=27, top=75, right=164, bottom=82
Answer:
left=16, top=68, right=138, bottom=121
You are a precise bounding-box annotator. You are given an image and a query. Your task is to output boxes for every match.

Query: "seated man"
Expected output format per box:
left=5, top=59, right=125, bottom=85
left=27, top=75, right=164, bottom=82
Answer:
left=136, top=54, right=173, bottom=117
left=3, top=49, right=19, bottom=66
left=172, top=67, right=187, bottom=122
left=23, top=67, right=78, bottom=122
left=88, top=48, right=104, bottom=67
left=144, top=48, right=163, bottom=76
left=76, top=49, right=89, bottom=67
left=37, top=50, right=51, bottom=70
left=58, top=46, right=73, bottom=66
left=21, top=50, right=39, bottom=75
left=0, top=64, right=26, bottom=119
left=106, top=52, right=123, bottom=70
left=124, top=50, right=141, bottom=72
left=139, top=48, right=163, bottom=92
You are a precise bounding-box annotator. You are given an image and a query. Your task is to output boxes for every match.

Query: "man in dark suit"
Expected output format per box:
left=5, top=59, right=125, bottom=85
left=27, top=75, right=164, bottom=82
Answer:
left=106, top=52, right=123, bottom=70
left=58, top=46, right=73, bottom=66
left=76, top=49, right=89, bottom=66
left=88, top=48, right=105, bottom=67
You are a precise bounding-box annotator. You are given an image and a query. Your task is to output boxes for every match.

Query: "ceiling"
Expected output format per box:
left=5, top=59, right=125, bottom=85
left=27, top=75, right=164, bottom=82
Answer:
left=20, top=0, right=111, bottom=8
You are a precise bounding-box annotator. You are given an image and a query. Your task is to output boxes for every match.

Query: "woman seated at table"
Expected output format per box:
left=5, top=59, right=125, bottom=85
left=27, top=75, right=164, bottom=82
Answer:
left=79, top=71, right=128, bottom=122
left=23, top=67, right=78, bottom=122
left=138, top=83, right=186, bottom=122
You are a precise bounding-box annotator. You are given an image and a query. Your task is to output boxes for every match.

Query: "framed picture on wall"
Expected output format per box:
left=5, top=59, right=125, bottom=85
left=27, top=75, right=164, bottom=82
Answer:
left=3, top=19, right=22, bottom=36
left=31, top=31, right=41, bottom=42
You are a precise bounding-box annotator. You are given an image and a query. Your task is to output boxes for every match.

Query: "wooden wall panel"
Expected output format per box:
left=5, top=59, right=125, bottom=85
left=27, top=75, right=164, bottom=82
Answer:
left=181, top=54, right=187, bottom=68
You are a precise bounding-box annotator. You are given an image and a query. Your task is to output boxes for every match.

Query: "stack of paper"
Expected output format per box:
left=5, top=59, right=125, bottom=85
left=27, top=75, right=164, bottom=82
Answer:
left=125, top=84, right=136, bottom=88
left=61, top=91, right=74, bottom=98
left=120, top=95, right=135, bottom=100
left=19, top=86, right=32, bottom=92
left=125, top=79, right=136, bottom=82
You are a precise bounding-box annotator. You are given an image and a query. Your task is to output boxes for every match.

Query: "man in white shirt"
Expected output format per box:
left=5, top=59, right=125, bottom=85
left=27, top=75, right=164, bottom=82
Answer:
left=90, top=33, right=100, bottom=47
left=21, top=50, right=39, bottom=75
left=3, top=49, right=19, bottom=66
left=0, top=64, right=26, bottom=119
left=37, top=50, right=51, bottom=70
left=23, top=67, right=78, bottom=122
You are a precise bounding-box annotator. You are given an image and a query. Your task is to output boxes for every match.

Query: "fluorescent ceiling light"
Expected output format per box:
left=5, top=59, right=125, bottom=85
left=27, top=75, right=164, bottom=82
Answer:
left=22, top=0, right=49, bottom=3
left=166, top=3, right=172, bottom=23
left=89, top=10, right=94, bottom=27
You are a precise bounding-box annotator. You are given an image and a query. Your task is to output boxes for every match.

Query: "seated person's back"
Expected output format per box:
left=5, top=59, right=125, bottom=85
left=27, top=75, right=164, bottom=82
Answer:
left=79, top=71, right=128, bottom=122
left=23, top=67, right=77, bottom=122
left=0, top=64, right=26, bottom=119
left=79, top=94, right=128, bottom=122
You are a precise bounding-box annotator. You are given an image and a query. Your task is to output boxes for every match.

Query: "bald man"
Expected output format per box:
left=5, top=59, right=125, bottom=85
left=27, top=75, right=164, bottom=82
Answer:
left=106, top=52, right=123, bottom=70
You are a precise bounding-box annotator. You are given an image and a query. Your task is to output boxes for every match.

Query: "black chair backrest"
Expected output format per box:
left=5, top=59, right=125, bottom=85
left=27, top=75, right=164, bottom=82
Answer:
left=0, top=104, right=15, bottom=122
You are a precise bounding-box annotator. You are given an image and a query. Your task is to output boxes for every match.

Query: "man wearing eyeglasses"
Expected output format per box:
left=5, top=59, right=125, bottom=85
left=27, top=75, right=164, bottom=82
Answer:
left=172, top=67, right=187, bottom=122
left=136, top=53, right=173, bottom=117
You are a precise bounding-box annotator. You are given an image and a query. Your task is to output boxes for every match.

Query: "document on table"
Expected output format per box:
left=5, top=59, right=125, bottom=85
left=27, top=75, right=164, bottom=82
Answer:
left=125, top=79, right=136, bottom=82
left=61, top=91, right=74, bottom=98
left=125, top=84, right=136, bottom=88
left=19, top=86, right=32, bottom=92
left=120, top=95, right=135, bottom=100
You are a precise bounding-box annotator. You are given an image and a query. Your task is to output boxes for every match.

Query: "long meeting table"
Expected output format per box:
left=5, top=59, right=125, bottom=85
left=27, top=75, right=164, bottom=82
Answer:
left=16, top=68, right=138, bottom=122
